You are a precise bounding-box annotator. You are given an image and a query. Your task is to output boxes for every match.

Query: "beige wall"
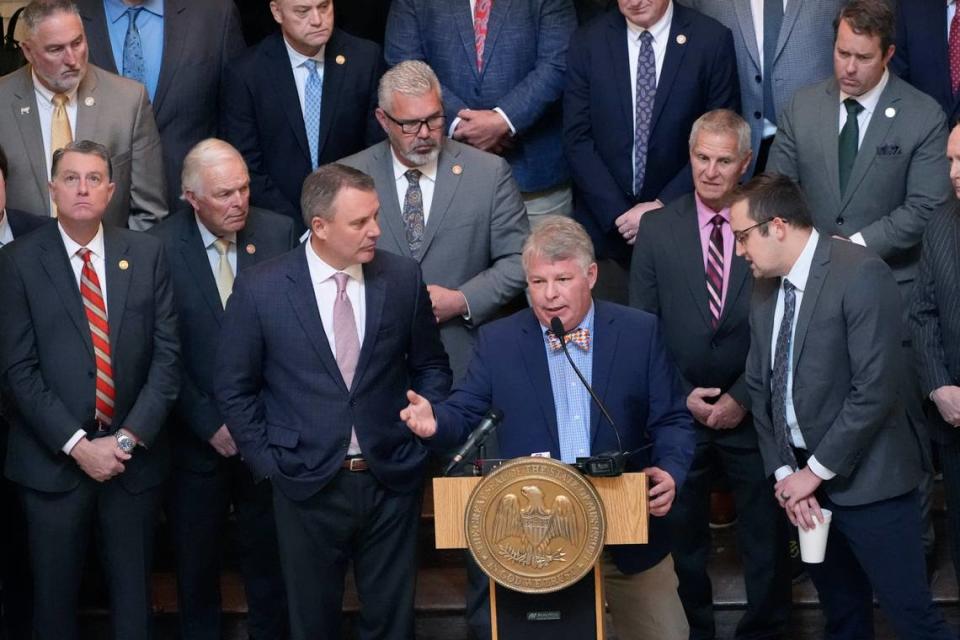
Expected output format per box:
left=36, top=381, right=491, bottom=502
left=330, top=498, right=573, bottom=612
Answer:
left=1, top=1, right=27, bottom=38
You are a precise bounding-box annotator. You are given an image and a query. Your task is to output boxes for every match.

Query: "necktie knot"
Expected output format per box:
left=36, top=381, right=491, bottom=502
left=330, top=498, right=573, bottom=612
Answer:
left=76, top=247, right=93, bottom=264
left=710, top=214, right=725, bottom=230
left=333, top=272, right=349, bottom=298
left=547, top=327, right=591, bottom=352
left=843, top=98, right=863, bottom=117
left=782, top=278, right=795, bottom=294
left=303, top=58, right=319, bottom=75
left=52, top=93, right=68, bottom=108
left=404, top=169, right=422, bottom=186
left=125, top=6, right=143, bottom=25
left=213, top=237, right=230, bottom=257
left=639, top=30, right=653, bottom=45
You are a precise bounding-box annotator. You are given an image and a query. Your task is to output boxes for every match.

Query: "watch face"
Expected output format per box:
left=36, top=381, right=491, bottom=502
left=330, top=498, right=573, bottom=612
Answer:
left=116, top=433, right=135, bottom=453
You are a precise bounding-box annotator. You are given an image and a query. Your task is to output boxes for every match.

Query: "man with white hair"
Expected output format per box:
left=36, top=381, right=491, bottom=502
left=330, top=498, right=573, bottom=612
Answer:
left=150, top=139, right=297, bottom=640
left=340, top=60, right=529, bottom=380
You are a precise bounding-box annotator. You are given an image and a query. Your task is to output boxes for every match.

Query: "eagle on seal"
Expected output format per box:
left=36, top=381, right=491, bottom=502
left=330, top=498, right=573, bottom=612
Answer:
left=492, top=485, right=577, bottom=566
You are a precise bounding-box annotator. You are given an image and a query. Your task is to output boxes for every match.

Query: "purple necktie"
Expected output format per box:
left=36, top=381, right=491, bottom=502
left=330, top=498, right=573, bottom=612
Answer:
left=333, top=272, right=361, bottom=452
left=706, top=215, right=725, bottom=328
left=634, top=30, right=657, bottom=196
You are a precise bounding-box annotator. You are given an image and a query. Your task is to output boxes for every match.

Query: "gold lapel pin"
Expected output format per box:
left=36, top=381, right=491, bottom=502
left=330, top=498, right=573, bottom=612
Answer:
left=336, top=55, right=346, bottom=65
left=84, top=97, right=95, bottom=107
left=19, top=106, right=29, bottom=115
left=452, top=164, right=463, bottom=175
left=118, top=259, right=129, bottom=270
left=246, top=243, right=256, bottom=255
left=884, top=107, right=896, bottom=118
left=676, top=34, right=687, bottom=45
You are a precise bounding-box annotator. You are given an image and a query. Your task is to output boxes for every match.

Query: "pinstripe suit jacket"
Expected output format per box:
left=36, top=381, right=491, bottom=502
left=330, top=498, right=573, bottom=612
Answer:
left=910, top=200, right=960, bottom=443
left=682, top=0, right=844, bottom=175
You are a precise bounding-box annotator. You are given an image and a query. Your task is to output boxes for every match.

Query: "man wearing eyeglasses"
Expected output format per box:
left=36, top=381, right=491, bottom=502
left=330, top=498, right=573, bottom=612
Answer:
left=340, top=60, right=529, bottom=381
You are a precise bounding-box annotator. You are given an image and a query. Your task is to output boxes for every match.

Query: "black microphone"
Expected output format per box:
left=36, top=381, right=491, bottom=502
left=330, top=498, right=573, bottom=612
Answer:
left=550, top=317, right=626, bottom=476
left=443, top=408, right=503, bottom=476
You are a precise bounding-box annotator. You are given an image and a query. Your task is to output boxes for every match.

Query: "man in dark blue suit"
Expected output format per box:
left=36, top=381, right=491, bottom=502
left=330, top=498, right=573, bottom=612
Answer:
left=150, top=140, right=296, bottom=640
left=564, top=0, right=739, bottom=301
left=891, top=0, right=960, bottom=127
left=215, top=163, right=452, bottom=640
left=221, top=0, right=384, bottom=232
left=0, top=143, right=49, bottom=247
left=384, top=0, right=578, bottom=223
left=401, top=216, right=695, bottom=640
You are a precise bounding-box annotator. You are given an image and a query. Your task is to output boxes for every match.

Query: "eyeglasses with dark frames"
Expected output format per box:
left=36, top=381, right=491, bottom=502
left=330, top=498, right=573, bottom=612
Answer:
left=732, top=218, right=775, bottom=244
left=381, top=110, right=445, bottom=135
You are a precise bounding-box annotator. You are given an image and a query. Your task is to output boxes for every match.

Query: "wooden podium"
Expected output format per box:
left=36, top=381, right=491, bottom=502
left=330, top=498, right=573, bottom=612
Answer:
left=433, top=468, right=648, bottom=639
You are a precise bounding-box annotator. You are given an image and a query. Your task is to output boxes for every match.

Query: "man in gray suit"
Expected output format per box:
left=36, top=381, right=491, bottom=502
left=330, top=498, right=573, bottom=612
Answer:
left=767, top=0, right=951, bottom=560
left=76, top=0, right=246, bottom=209
left=0, top=140, right=179, bottom=640
left=683, top=0, right=844, bottom=174
left=339, top=60, right=529, bottom=380
left=734, top=173, right=950, bottom=640
left=0, top=0, right=167, bottom=230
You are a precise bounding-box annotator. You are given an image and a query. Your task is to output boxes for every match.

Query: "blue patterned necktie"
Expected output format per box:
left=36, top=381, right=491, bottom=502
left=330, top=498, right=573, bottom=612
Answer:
left=402, top=169, right=425, bottom=257
left=303, top=59, right=323, bottom=169
left=634, top=30, right=657, bottom=197
left=122, top=7, right=145, bottom=85
left=772, top=279, right=798, bottom=466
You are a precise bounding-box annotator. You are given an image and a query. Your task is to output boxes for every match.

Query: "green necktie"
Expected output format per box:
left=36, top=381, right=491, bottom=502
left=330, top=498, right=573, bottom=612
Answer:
left=838, top=98, right=864, bottom=195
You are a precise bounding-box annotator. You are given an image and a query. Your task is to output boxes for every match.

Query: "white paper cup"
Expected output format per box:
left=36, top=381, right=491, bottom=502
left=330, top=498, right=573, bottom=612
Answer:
left=797, top=508, right=832, bottom=564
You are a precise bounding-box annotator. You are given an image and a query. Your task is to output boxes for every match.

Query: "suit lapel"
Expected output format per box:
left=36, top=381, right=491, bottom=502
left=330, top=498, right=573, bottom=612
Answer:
left=267, top=35, right=311, bottom=163
left=673, top=203, right=714, bottom=329
left=370, top=143, right=411, bottom=258
left=318, top=31, right=348, bottom=159
left=791, top=237, right=830, bottom=372
left=841, top=80, right=900, bottom=211
left=420, top=143, right=461, bottom=259
left=519, top=316, right=562, bottom=454
left=755, top=278, right=778, bottom=388
left=608, top=14, right=634, bottom=137
left=477, top=0, right=513, bottom=79
left=237, top=221, right=262, bottom=271
left=651, top=9, right=691, bottom=131
left=455, top=1, right=482, bottom=83
left=819, top=81, right=843, bottom=210
left=179, top=215, right=224, bottom=323
left=286, top=247, right=344, bottom=386
left=103, top=227, right=131, bottom=350
left=38, top=227, right=92, bottom=358
left=153, top=0, right=187, bottom=114
left=353, top=257, right=388, bottom=390
left=75, top=68, right=102, bottom=147
left=79, top=1, right=118, bottom=73
left=733, top=0, right=760, bottom=71
left=589, top=305, right=617, bottom=446
left=10, top=69, right=50, bottom=214
left=774, top=0, right=801, bottom=62
left=720, top=253, right=750, bottom=330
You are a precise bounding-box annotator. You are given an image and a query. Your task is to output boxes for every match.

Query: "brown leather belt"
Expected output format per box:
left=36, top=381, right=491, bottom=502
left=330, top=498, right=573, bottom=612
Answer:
left=341, top=457, right=369, bottom=471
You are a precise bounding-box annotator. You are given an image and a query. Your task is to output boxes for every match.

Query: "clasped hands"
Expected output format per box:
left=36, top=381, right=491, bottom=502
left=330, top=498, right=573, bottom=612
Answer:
left=775, top=466, right=826, bottom=531
left=69, top=428, right=136, bottom=482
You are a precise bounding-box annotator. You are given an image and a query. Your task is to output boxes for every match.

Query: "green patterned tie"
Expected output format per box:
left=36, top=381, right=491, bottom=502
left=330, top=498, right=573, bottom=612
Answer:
left=838, top=98, right=864, bottom=195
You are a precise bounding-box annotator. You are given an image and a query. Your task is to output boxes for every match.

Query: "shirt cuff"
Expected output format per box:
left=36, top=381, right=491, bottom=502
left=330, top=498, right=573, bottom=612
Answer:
left=448, top=116, right=462, bottom=138
left=849, top=232, right=866, bottom=246
left=493, top=107, right=517, bottom=135
left=460, top=291, right=472, bottom=321
left=62, top=429, right=86, bottom=455
left=807, top=455, right=836, bottom=480
left=774, top=465, right=795, bottom=482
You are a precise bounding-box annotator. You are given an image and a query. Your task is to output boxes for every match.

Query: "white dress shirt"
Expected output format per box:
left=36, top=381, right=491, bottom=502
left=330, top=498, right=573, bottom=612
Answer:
left=950, top=0, right=958, bottom=38
left=59, top=222, right=108, bottom=454
left=282, top=37, right=325, bottom=116
left=750, top=0, right=788, bottom=137
left=195, top=215, right=238, bottom=276
left=391, top=150, right=438, bottom=224
left=32, top=73, right=78, bottom=179
left=0, top=211, right=13, bottom=246
left=770, top=230, right=836, bottom=482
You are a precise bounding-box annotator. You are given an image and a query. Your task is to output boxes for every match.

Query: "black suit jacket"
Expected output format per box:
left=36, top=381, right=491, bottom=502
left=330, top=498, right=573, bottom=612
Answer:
left=215, top=247, right=451, bottom=501
left=221, top=30, right=385, bottom=230
left=891, top=0, right=960, bottom=127
left=78, top=0, right=247, bottom=209
left=6, top=208, right=50, bottom=239
left=629, top=194, right=755, bottom=447
left=150, top=208, right=298, bottom=473
left=911, top=200, right=960, bottom=444
left=563, top=4, right=740, bottom=262
left=0, top=224, right=180, bottom=493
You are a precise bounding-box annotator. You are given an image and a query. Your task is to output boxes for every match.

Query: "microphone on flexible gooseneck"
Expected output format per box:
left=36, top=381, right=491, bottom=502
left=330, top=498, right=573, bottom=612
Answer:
left=550, top=317, right=626, bottom=476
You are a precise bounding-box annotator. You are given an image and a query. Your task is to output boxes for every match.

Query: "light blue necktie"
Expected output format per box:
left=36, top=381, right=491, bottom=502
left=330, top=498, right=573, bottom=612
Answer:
left=303, top=59, right=323, bottom=169
left=121, top=7, right=145, bottom=85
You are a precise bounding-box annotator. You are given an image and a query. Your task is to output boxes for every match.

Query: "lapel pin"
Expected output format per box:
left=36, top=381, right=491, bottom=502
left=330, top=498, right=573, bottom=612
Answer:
left=246, top=243, right=256, bottom=255
left=676, top=34, right=687, bottom=45
left=84, top=96, right=95, bottom=107
left=336, top=54, right=346, bottom=65
left=452, top=164, right=463, bottom=175
left=884, top=107, right=896, bottom=118
left=118, top=259, right=129, bottom=270
left=19, top=106, right=29, bottom=115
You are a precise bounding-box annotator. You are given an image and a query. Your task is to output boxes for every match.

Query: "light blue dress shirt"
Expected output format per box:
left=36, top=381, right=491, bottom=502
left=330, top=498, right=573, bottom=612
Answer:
left=543, top=304, right=595, bottom=464
left=103, top=0, right=164, bottom=101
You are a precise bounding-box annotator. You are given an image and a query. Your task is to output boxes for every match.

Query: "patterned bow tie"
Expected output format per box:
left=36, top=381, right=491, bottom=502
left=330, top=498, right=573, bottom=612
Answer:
left=547, top=327, right=591, bottom=352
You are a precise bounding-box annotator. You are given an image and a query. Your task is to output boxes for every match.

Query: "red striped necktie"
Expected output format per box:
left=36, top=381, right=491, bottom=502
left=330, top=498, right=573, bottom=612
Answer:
left=474, top=0, right=493, bottom=71
left=77, top=248, right=114, bottom=428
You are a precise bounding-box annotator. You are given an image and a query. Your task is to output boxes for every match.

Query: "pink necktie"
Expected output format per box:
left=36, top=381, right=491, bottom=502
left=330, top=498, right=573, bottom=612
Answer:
left=474, top=0, right=493, bottom=71
left=333, top=272, right=361, bottom=452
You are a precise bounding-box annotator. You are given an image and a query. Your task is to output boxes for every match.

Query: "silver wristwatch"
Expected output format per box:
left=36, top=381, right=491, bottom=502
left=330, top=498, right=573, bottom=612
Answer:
left=115, top=430, right=136, bottom=454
